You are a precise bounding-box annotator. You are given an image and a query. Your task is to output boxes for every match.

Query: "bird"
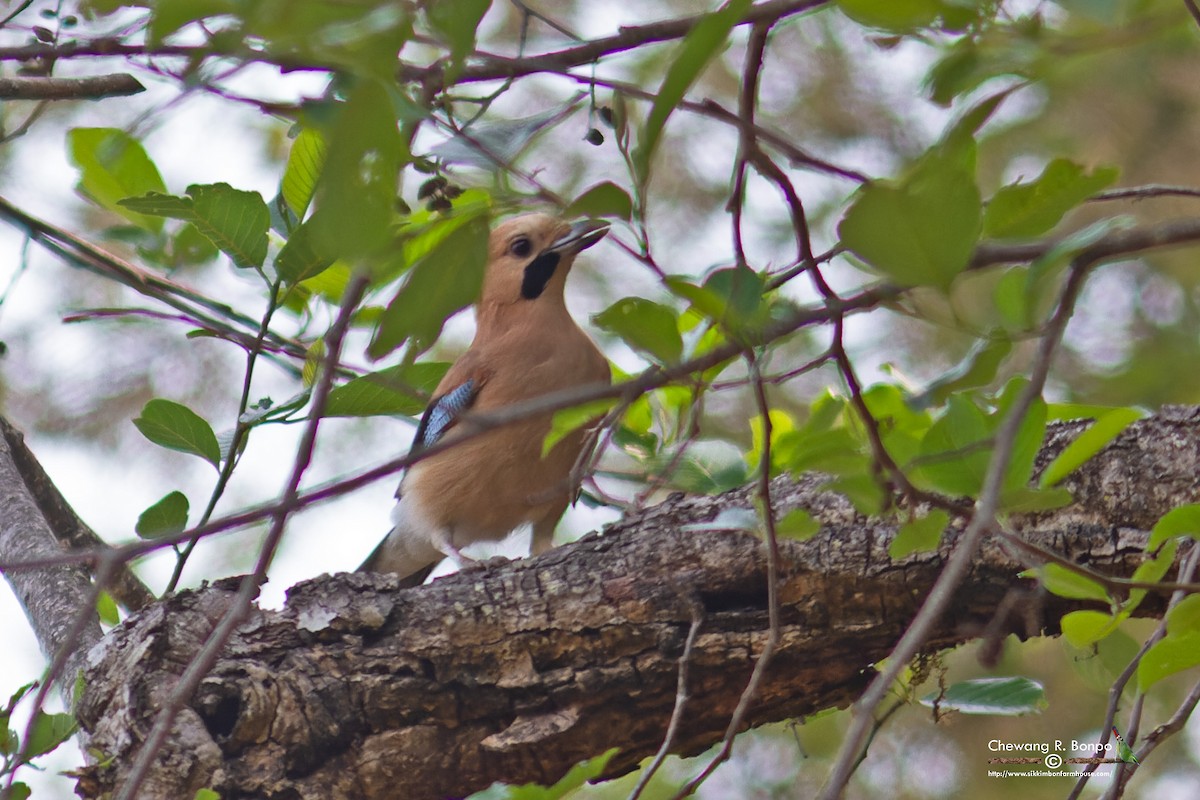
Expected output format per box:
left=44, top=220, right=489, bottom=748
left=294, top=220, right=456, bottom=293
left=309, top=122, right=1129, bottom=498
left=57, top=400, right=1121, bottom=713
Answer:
left=358, top=213, right=612, bottom=586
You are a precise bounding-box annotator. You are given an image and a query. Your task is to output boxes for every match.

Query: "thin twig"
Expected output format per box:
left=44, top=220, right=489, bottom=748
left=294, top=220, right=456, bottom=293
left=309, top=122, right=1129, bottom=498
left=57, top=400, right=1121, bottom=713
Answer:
left=817, top=254, right=1096, bottom=799
left=113, top=272, right=370, bottom=800
left=0, top=73, right=144, bottom=100
left=670, top=352, right=782, bottom=799
left=627, top=597, right=704, bottom=800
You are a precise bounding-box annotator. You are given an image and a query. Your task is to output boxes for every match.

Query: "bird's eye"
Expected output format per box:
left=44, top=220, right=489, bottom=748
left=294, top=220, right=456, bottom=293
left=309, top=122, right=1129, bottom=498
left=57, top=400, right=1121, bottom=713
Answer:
left=509, top=237, right=533, bottom=258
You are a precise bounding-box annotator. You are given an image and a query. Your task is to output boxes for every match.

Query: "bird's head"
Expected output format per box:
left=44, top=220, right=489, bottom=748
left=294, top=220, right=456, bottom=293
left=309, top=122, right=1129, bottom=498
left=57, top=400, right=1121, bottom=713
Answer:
left=479, top=213, right=608, bottom=308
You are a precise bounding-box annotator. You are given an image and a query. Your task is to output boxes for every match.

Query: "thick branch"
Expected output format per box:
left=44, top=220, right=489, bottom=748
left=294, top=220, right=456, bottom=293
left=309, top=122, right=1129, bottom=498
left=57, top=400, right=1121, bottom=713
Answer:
left=73, top=407, right=1200, bottom=799
left=0, top=423, right=102, bottom=689
left=0, top=73, right=143, bottom=100
left=0, top=417, right=153, bottom=611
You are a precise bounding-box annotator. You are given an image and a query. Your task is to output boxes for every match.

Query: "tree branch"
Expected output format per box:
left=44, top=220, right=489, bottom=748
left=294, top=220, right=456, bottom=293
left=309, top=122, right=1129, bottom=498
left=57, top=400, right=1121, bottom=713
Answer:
left=71, top=407, right=1200, bottom=799
left=0, top=73, right=143, bottom=100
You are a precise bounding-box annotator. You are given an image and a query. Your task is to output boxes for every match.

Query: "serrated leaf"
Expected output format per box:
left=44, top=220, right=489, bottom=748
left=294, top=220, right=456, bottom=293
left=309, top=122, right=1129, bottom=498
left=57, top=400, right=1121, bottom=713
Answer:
left=135, top=491, right=190, bottom=539
left=983, top=159, right=1119, bottom=239
left=838, top=152, right=981, bottom=289
left=67, top=128, right=167, bottom=231
left=592, top=297, right=682, bottom=364
left=1061, top=609, right=1121, bottom=647
left=133, top=399, right=221, bottom=468
left=121, top=183, right=270, bottom=268
left=565, top=181, right=633, bottom=221
left=542, top=398, right=616, bottom=458
left=96, top=590, right=119, bottom=625
left=920, top=677, right=1046, bottom=716
left=776, top=508, right=820, bottom=541
left=188, top=183, right=270, bottom=268
left=282, top=127, right=327, bottom=218
left=633, top=0, right=753, bottom=182
left=1148, top=503, right=1200, bottom=550
left=1039, top=408, right=1143, bottom=488
left=889, top=509, right=949, bottom=559
left=23, top=710, right=76, bottom=759
left=1039, top=563, right=1109, bottom=603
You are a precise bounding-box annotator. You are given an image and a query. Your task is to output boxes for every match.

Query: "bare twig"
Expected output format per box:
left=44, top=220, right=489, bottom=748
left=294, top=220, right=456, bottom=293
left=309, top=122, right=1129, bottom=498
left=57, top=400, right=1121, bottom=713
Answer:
left=671, top=352, right=782, bottom=799
left=113, top=272, right=371, bottom=800
left=627, top=597, right=704, bottom=800
left=0, top=73, right=143, bottom=100
left=817, top=254, right=1095, bottom=799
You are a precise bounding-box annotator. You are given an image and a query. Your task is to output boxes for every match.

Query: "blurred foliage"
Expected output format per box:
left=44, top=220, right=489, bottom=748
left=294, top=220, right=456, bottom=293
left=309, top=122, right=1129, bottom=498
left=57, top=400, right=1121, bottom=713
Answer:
left=1, top=0, right=1200, bottom=798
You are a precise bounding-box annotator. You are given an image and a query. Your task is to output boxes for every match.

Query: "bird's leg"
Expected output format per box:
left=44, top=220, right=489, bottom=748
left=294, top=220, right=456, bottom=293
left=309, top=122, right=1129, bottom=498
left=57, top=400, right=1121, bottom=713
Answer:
left=530, top=515, right=558, bottom=555
left=431, top=528, right=476, bottom=566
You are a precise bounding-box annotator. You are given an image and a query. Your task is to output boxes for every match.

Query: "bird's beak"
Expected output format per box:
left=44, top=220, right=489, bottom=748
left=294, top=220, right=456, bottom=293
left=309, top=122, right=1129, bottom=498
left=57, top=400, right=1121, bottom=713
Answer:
left=548, top=219, right=609, bottom=256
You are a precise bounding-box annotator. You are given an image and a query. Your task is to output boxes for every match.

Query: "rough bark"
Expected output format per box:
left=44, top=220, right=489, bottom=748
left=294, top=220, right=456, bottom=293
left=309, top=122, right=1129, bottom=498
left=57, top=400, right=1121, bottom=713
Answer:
left=70, top=407, right=1200, bottom=800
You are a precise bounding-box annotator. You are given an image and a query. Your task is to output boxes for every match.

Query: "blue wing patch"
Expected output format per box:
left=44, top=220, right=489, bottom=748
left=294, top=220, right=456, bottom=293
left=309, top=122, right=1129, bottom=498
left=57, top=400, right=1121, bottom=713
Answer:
left=413, top=379, right=476, bottom=451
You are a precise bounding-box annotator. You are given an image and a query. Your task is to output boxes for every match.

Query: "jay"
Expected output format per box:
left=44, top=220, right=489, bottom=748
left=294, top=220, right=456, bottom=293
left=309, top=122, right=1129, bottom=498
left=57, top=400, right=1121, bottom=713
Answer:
left=359, top=213, right=611, bottom=586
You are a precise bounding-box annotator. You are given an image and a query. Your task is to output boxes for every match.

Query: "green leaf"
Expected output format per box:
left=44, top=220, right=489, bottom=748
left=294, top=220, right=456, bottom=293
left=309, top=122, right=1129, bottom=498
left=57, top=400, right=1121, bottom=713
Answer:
left=837, top=0, right=939, bottom=32
left=1061, top=609, right=1122, bottom=648
left=1038, top=408, right=1143, bottom=488
left=824, top=474, right=886, bottom=516
left=488, top=748, right=619, bottom=800
left=275, top=219, right=333, bottom=285
left=369, top=214, right=490, bottom=357
left=542, top=399, right=617, bottom=458
left=593, top=297, right=682, bottom=364
left=6, top=783, right=30, bottom=800
left=193, top=790, right=221, bottom=800
left=776, top=508, right=820, bottom=541
left=998, top=486, right=1073, bottom=513
left=996, top=378, right=1046, bottom=492
left=325, top=362, right=450, bottom=418
left=135, top=491, right=190, bottom=539
left=984, top=159, right=1119, bottom=239
left=838, top=152, right=981, bottom=289
left=633, top=0, right=753, bottom=182
left=121, top=183, right=270, bottom=269
left=147, top=0, right=233, bottom=42
left=1148, top=503, right=1200, bottom=550
left=920, top=677, right=1046, bottom=716
left=67, top=128, right=167, bottom=231
left=133, top=399, right=221, bottom=468
left=916, top=395, right=992, bottom=497
left=425, top=0, right=491, bottom=66
left=913, top=336, right=1011, bottom=408
left=889, top=510, right=949, bottom=559
left=564, top=181, right=634, bottom=221
left=1127, top=539, right=1178, bottom=612
left=281, top=127, right=327, bottom=219
left=1138, top=630, right=1200, bottom=692
left=188, top=184, right=270, bottom=268
left=1039, top=563, right=1109, bottom=603
left=96, top=590, right=119, bottom=626
left=309, top=79, right=406, bottom=260
left=23, top=710, right=76, bottom=759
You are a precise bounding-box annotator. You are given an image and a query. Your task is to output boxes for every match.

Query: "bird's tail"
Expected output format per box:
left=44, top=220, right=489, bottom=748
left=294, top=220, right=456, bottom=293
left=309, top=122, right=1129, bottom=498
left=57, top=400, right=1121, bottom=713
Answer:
left=357, top=527, right=441, bottom=588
